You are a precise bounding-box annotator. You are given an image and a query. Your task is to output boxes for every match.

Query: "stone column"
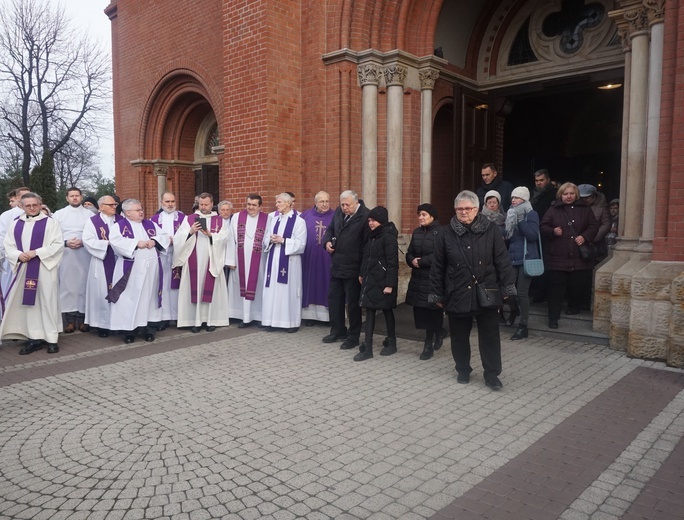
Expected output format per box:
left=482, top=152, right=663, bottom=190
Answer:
left=621, top=5, right=650, bottom=248
left=154, top=164, right=168, bottom=203
left=639, top=0, right=665, bottom=248
left=419, top=68, right=439, bottom=203
left=358, top=63, right=380, bottom=209
left=384, top=64, right=407, bottom=229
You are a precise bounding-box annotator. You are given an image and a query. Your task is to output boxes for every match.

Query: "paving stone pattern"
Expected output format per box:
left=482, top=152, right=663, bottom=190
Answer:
left=0, top=327, right=682, bottom=519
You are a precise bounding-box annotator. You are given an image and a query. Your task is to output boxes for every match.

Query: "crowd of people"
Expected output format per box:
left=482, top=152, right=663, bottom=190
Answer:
left=0, top=167, right=618, bottom=390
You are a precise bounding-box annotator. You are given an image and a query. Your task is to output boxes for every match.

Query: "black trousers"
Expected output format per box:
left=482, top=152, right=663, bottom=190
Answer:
left=547, top=269, right=593, bottom=319
left=328, top=276, right=362, bottom=340
left=448, top=309, right=501, bottom=379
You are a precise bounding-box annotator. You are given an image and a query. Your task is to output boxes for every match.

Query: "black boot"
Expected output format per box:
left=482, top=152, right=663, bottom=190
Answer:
left=433, top=328, right=447, bottom=351
left=419, top=339, right=433, bottom=360
left=510, top=324, right=528, bottom=340
left=505, top=305, right=520, bottom=327
left=354, top=341, right=373, bottom=361
left=380, top=337, right=397, bottom=356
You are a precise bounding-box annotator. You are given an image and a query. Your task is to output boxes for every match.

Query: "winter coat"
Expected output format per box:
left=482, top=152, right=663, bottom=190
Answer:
left=476, top=176, right=514, bottom=211
left=405, top=220, right=441, bottom=309
left=429, top=213, right=515, bottom=316
left=540, top=199, right=599, bottom=272
left=359, top=222, right=399, bottom=310
left=507, top=210, right=541, bottom=266
left=530, top=184, right=556, bottom=220
left=322, top=200, right=370, bottom=279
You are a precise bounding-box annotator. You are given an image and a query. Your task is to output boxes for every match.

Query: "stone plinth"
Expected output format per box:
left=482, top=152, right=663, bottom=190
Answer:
left=594, top=252, right=631, bottom=334
left=609, top=256, right=651, bottom=351
left=667, top=271, right=684, bottom=368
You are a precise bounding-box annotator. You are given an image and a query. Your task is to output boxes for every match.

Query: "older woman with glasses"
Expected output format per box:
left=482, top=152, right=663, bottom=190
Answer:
left=429, top=190, right=516, bottom=390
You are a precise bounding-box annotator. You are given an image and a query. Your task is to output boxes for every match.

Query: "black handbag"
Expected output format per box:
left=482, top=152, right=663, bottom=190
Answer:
left=456, top=235, right=503, bottom=309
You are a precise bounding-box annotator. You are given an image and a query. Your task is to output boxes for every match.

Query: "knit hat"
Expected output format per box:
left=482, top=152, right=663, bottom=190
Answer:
left=368, top=206, right=389, bottom=225
left=609, top=198, right=619, bottom=206
left=578, top=184, right=596, bottom=197
left=83, top=196, right=99, bottom=209
left=417, top=203, right=438, bottom=219
left=511, top=186, right=530, bottom=202
left=484, top=190, right=501, bottom=204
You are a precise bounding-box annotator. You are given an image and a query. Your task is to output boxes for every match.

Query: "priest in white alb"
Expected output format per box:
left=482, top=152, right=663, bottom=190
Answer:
left=107, top=198, right=170, bottom=344
left=0, top=192, right=64, bottom=355
left=261, top=193, right=307, bottom=332
left=173, top=192, right=230, bottom=332
left=225, top=194, right=271, bottom=328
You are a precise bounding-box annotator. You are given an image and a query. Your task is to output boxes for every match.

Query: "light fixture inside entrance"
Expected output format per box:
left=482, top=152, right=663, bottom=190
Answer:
left=598, top=83, right=622, bottom=90
left=474, top=103, right=489, bottom=110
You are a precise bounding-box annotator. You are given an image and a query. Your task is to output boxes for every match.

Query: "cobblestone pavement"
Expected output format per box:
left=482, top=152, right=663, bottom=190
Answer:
left=0, top=325, right=682, bottom=520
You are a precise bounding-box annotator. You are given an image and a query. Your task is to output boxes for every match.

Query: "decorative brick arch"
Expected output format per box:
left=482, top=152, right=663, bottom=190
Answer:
left=139, top=68, right=220, bottom=161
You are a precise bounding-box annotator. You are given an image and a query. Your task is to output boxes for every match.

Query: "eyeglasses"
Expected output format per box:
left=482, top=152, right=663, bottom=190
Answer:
left=455, top=207, right=477, bottom=213
left=100, top=203, right=118, bottom=207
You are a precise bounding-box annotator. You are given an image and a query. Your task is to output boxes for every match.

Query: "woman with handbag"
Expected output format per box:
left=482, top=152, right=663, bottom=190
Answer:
left=405, top=203, right=446, bottom=360
left=539, top=182, right=598, bottom=329
left=429, top=190, right=516, bottom=390
left=505, top=186, right=541, bottom=340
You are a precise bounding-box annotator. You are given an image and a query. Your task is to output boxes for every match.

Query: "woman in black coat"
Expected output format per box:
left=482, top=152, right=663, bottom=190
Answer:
left=540, top=182, right=598, bottom=329
left=355, top=206, right=398, bottom=361
left=429, top=191, right=516, bottom=390
left=406, top=203, right=445, bottom=360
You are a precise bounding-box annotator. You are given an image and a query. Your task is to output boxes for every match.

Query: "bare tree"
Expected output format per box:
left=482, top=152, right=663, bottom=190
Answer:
left=0, top=0, right=110, bottom=186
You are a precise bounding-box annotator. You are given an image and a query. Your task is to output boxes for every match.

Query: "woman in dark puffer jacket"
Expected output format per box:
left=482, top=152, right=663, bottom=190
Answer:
left=406, top=203, right=445, bottom=360
left=540, top=182, right=598, bottom=329
left=355, top=206, right=398, bottom=361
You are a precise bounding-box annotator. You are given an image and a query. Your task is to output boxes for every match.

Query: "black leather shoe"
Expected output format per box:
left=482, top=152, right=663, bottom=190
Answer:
left=286, top=327, right=299, bottom=333
left=191, top=327, right=201, bottom=333
left=19, top=340, right=43, bottom=355
left=206, top=326, right=216, bottom=332
left=340, top=338, right=359, bottom=350
left=485, top=377, right=503, bottom=390
left=456, top=372, right=470, bottom=384
left=510, top=325, right=528, bottom=341
left=380, top=345, right=397, bottom=356
left=548, top=320, right=559, bottom=329
left=98, top=329, right=110, bottom=338
left=144, top=333, right=155, bottom=342
left=238, top=321, right=250, bottom=329
left=565, top=308, right=580, bottom=315
left=322, top=333, right=345, bottom=343
left=47, top=344, right=59, bottom=354
left=353, top=350, right=373, bottom=361
left=124, top=335, right=135, bottom=344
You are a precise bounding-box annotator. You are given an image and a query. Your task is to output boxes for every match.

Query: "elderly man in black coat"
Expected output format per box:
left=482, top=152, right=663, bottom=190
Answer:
left=430, top=190, right=516, bottom=390
left=321, top=190, right=370, bottom=350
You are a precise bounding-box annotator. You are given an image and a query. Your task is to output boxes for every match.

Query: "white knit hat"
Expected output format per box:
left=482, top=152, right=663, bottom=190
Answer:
left=511, top=186, right=530, bottom=202
left=484, top=190, right=501, bottom=204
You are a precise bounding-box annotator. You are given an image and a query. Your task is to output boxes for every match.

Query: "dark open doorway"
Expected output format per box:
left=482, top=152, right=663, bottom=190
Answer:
left=501, top=85, right=623, bottom=201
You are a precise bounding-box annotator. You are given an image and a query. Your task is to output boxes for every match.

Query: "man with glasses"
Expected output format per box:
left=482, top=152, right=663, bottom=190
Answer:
left=107, top=199, right=170, bottom=343
left=0, top=192, right=64, bottom=355
left=321, top=190, right=370, bottom=349
left=82, top=195, right=123, bottom=337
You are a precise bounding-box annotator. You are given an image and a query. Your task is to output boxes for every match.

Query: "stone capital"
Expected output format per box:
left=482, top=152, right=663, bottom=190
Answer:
left=357, top=63, right=381, bottom=87
left=418, top=69, right=439, bottom=90
left=383, top=64, right=407, bottom=87
left=644, top=0, right=665, bottom=24
left=623, top=6, right=650, bottom=36
left=154, top=165, right=168, bottom=177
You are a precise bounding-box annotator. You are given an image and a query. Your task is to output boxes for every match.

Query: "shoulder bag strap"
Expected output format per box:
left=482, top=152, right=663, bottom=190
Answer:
left=455, top=233, right=479, bottom=286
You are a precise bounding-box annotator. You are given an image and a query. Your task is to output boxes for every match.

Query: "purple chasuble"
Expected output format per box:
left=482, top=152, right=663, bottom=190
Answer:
left=151, top=211, right=185, bottom=289
left=185, top=213, right=222, bottom=304
left=237, top=211, right=268, bottom=300
left=300, top=207, right=334, bottom=307
left=265, top=212, right=296, bottom=287
left=106, top=219, right=163, bottom=307
left=90, top=213, right=123, bottom=290
left=12, top=217, right=49, bottom=306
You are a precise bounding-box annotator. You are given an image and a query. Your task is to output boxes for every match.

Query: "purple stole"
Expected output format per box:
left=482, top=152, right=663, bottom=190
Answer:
left=90, top=213, right=123, bottom=290
left=237, top=210, right=269, bottom=300
left=265, top=213, right=296, bottom=287
left=11, top=217, right=49, bottom=306
left=185, top=213, right=222, bottom=304
left=151, top=211, right=185, bottom=289
left=106, top=219, right=163, bottom=307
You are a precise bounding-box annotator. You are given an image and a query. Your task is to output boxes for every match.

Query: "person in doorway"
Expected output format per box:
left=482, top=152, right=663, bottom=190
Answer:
left=476, top=163, right=514, bottom=211
left=530, top=169, right=556, bottom=220
left=481, top=190, right=506, bottom=239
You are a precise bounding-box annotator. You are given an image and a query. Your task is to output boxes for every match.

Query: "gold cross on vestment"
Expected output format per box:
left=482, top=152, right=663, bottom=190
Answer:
left=25, top=279, right=37, bottom=289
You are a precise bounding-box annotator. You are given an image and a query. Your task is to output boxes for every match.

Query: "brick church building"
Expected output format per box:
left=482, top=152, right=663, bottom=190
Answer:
left=105, top=0, right=683, bottom=366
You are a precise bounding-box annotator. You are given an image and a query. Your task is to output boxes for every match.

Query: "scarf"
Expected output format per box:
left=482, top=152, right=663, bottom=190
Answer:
left=505, top=201, right=533, bottom=239
left=481, top=207, right=505, bottom=228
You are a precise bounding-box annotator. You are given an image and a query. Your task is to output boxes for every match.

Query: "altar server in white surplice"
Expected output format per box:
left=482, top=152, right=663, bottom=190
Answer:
left=107, top=199, right=169, bottom=344
left=150, top=192, right=185, bottom=329
left=82, top=195, right=123, bottom=337
left=0, top=187, right=30, bottom=311
left=0, top=192, right=64, bottom=355
left=261, top=193, right=307, bottom=332
left=173, top=193, right=230, bottom=332
left=225, top=194, right=271, bottom=328
left=53, top=187, right=95, bottom=333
